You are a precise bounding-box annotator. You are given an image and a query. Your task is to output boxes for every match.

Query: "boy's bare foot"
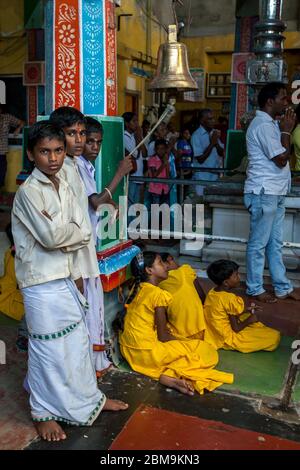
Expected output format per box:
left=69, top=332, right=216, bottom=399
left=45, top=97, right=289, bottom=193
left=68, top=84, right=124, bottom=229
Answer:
left=251, top=293, right=277, bottom=303
left=103, top=399, right=129, bottom=411
left=276, top=290, right=300, bottom=301
left=34, top=420, right=67, bottom=442
left=159, top=375, right=195, bottom=396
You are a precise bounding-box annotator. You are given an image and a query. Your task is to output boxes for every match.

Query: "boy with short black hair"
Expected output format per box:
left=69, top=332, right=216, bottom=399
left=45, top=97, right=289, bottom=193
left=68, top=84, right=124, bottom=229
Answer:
left=12, top=121, right=128, bottom=442
left=49, top=107, right=111, bottom=375
left=78, top=116, right=133, bottom=243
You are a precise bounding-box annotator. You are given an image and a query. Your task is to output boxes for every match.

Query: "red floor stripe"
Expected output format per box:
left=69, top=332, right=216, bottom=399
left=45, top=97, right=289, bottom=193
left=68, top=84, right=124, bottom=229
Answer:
left=110, top=405, right=300, bottom=450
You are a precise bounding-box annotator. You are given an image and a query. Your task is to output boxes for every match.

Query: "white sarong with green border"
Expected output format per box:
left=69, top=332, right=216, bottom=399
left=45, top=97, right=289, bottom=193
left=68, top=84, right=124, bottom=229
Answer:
left=22, top=278, right=106, bottom=426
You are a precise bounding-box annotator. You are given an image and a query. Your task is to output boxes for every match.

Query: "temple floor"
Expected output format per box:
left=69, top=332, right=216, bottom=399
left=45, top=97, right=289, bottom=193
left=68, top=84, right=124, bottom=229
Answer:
left=0, top=307, right=300, bottom=451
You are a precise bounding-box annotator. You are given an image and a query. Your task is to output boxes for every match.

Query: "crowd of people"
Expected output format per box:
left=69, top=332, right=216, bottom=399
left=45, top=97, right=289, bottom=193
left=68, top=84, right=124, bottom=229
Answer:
left=0, top=82, right=299, bottom=443
left=123, top=110, right=228, bottom=210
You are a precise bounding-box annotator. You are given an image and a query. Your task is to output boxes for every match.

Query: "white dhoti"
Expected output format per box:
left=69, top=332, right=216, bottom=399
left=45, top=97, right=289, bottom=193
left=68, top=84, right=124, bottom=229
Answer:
left=83, top=277, right=111, bottom=375
left=22, top=278, right=106, bottom=426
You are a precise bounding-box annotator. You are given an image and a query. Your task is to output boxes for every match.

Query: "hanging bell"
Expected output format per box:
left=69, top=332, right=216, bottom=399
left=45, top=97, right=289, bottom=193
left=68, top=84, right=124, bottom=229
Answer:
left=149, top=25, right=198, bottom=93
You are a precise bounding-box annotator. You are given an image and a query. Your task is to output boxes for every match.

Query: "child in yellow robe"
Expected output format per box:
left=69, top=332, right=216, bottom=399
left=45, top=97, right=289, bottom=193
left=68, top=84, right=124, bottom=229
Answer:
left=204, top=260, right=280, bottom=353
left=0, top=224, right=24, bottom=321
left=159, top=253, right=206, bottom=340
left=119, top=252, right=234, bottom=396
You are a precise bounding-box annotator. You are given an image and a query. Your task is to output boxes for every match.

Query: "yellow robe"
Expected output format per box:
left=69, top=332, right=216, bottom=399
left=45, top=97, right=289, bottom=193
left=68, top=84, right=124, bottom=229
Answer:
left=0, top=249, right=24, bottom=321
left=204, top=289, right=280, bottom=353
left=119, top=283, right=234, bottom=395
left=159, top=265, right=206, bottom=339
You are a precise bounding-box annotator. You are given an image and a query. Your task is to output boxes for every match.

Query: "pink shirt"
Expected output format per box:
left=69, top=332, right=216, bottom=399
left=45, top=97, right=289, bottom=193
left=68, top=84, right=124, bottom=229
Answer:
left=148, top=155, right=170, bottom=195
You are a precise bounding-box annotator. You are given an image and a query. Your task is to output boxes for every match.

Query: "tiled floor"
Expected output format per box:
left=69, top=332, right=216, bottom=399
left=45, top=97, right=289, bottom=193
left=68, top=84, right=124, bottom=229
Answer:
left=1, top=314, right=300, bottom=450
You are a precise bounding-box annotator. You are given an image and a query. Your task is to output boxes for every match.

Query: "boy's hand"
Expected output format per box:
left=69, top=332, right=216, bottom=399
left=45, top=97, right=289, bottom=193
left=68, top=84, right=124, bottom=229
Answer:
left=118, top=156, right=134, bottom=177
left=75, top=277, right=84, bottom=294
left=246, top=303, right=263, bottom=314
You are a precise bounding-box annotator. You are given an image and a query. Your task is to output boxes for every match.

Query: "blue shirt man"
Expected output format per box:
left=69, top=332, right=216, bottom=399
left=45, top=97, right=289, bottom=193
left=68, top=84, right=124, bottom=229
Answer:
left=191, top=109, right=224, bottom=196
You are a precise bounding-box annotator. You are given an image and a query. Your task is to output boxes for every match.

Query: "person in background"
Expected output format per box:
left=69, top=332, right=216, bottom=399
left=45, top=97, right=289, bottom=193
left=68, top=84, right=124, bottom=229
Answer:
left=292, top=103, right=300, bottom=171
left=146, top=122, right=178, bottom=229
left=191, top=109, right=224, bottom=197
left=148, top=139, right=170, bottom=206
left=123, top=112, right=147, bottom=210
left=215, top=116, right=229, bottom=149
left=0, top=104, right=24, bottom=187
left=176, top=127, right=193, bottom=178
left=166, top=121, right=179, bottom=142
left=142, top=119, right=151, bottom=139
left=245, top=82, right=300, bottom=302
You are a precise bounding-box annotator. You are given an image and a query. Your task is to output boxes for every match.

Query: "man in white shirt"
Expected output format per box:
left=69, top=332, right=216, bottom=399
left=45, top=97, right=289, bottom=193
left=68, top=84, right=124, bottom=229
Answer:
left=191, top=109, right=224, bottom=196
left=245, top=82, right=300, bottom=302
left=123, top=112, right=147, bottom=212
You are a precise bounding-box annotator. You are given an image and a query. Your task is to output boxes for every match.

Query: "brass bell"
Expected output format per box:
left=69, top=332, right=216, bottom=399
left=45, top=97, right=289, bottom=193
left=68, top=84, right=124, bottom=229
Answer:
left=149, top=25, right=198, bottom=93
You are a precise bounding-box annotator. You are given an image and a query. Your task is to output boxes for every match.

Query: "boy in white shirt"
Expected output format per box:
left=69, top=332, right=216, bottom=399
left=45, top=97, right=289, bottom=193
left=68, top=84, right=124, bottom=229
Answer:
left=77, top=116, right=133, bottom=243
left=49, top=107, right=111, bottom=376
left=12, top=121, right=128, bottom=442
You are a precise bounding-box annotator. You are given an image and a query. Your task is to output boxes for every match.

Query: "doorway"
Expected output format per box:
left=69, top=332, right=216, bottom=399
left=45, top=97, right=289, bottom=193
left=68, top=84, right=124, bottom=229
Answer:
left=125, top=91, right=139, bottom=116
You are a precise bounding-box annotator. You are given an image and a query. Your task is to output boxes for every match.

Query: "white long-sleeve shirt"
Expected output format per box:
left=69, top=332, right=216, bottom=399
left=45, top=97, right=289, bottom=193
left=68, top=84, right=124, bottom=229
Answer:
left=59, top=156, right=100, bottom=279
left=12, top=167, right=91, bottom=289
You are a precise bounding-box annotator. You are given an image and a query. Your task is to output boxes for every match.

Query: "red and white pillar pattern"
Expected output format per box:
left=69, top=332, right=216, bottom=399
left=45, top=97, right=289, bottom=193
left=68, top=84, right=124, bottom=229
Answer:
left=45, top=0, right=118, bottom=116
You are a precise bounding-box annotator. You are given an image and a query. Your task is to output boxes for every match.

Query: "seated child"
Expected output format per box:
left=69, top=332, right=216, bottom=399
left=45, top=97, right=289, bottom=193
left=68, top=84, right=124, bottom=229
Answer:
left=0, top=223, right=24, bottom=321
left=204, top=260, right=281, bottom=353
left=119, top=251, right=234, bottom=396
left=159, top=253, right=206, bottom=340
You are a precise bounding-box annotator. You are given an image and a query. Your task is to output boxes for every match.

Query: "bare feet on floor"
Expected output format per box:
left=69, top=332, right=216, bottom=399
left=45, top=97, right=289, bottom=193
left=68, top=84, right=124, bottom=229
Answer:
left=251, top=293, right=277, bottom=303
left=159, top=375, right=195, bottom=396
left=103, top=398, right=129, bottom=411
left=34, top=420, right=67, bottom=442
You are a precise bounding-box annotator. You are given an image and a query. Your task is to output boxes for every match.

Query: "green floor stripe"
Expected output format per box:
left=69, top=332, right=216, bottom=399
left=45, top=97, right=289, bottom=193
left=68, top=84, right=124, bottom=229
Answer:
left=218, top=336, right=300, bottom=402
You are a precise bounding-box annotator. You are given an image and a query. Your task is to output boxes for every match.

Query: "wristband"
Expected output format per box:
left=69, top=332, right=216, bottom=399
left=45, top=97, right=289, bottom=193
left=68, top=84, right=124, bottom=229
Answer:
left=104, top=187, right=112, bottom=199
left=281, top=132, right=291, bottom=136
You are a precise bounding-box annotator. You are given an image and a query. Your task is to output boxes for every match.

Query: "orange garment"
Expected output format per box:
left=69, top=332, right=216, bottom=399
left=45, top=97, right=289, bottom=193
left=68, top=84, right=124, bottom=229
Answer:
left=159, top=265, right=206, bottom=339
left=120, top=282, right=234, bottom=395
left=0, top=248, right=24, bottom=321
left=204, top=289, right=280, bottom=353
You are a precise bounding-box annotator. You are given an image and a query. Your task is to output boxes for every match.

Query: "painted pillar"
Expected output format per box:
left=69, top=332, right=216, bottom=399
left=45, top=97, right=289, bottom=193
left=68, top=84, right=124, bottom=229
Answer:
left=229, top=16, right=258, bottom=129
left=25, top=29, right=45, bottom=125
left=45, top=0, right=117, bottom=116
